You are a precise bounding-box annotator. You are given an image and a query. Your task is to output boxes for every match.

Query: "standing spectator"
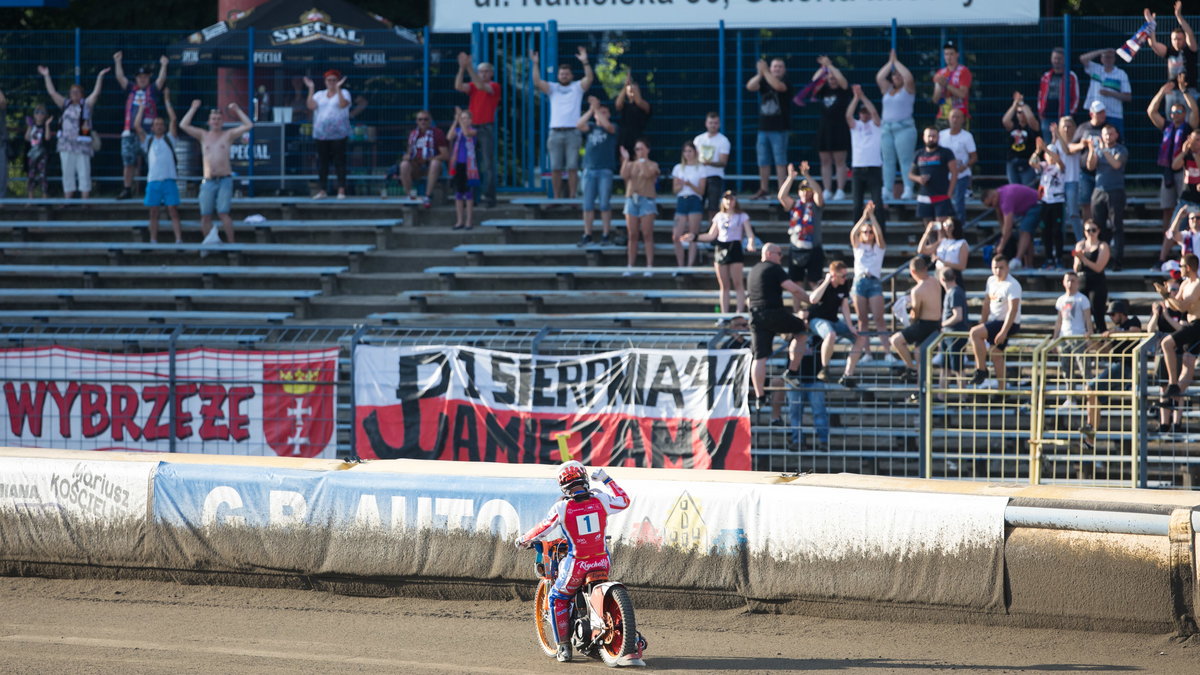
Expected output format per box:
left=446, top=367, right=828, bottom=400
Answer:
left=933, top=41, right=972, bottom=130
left=778, top=162, right=826, bottom=288
left=619, top=140, right=660, bottom=275
left=447, top=108, right=480, bottom=231
left=113, top=52, right=168, bottom=200
left=615, top=71, right=652, bottom=159
left=1003, top=92, right=1039, bottom=187
left=670, top=141, right=706, bottom=267
left=968, top=255, right=1023, bottom=391
left=1159, top=253, right=1200, bottom=406
left=982, top=184, right=1040, bottom=266
left=1149, top=78, right=1198, bottom=237
left=1146, top=4, right=1198, bottom=113
left=179, top=100, right=253, bottom=246
left=846, top=84, right=886, bottom=232
left=577, top=96, right=618, bottom=246
left=1085, top=125, right=1128, bottom=267
left=531, top=47, right=593, bottom=200
left=876, top=50, right=917, bottom=200
left=38, top=64, right=107, bottom=200
left=938, top=267, right=971, bottom=389
left=747, top=243, right=812, bottom=399
left=813, top=56, right=851, bottom=201
left=455, top=53, right=500, bottom=208
left=1053, top=271, right=1094, bottom=343
left=1037, top=47, right=1080, bottom=140
left=685, top=191, right=757, bottom=312
left=24, top=106, right=53, bottom=199
left=918, top=216, right=969, bottom=285
left=890, top=256, right=943, bottom=383
left=937, top=109, right=976, bottom=222
left=133, top=89, right=182, bottom=243
left=1053, top=117, right=1084, bottom=242
left=1072, top=101, right=1107, bottom=224
left=745, top=57, right=792, bottom=199
left=0, top=87, right=7, bottom=198
left=1163, top=205, right=1200, bottom=266
left=1031, top=135, right=1067, bottom=269
left=694, top=112, right=731, bottom=220
left=845, top=201, right=886, bottom=388
left=807, top=261, right=862, bottom=384
left=1151, top=274, right=1192, bottom=432
left=397, top=111, right=448, bottom=207
left=911, top=126, right=959, bottom=227
left=304, top=71, right=351, bottom=200
left=1079, top=48, right=1131, bottom=138
left=1072, top=219, right=1111, bottom=332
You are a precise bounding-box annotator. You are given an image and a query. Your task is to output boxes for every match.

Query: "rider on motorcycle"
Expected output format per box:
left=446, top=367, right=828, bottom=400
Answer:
left=515, top=461, right=631, bottom=662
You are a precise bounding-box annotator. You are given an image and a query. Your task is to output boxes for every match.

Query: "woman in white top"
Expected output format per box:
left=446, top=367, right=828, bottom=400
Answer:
left=684, top=191, right=757, bottom=313
left=620, top=139, right=661, bottom=274
left=918, top=216, right=970, bottom=285
left=38, top=64, right=107, bottom=199
left=671, top=141, right=706, bottom=267
left=850, top=201, right=888, bottom=343
left=875, top=50, right=917, bottom=200
left=305, top=70, right=352, bottom=199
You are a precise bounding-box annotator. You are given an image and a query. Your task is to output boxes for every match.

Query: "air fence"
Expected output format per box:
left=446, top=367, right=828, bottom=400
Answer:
left=0, top=322, right=1192, bottom=490
left=0, top=15, right=1180, bottom=196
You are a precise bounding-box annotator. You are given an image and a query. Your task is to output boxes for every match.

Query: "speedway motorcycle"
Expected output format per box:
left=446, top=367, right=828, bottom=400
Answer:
left=530, top=539, right=647, bottom=667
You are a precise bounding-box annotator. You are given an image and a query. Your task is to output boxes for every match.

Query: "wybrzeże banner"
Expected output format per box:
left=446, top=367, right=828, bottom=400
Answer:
left=353, top=345, right=751, bottom=469
left=432, top=0, right=1039, bottom=33
left=0, top=346, right=338, bottom=457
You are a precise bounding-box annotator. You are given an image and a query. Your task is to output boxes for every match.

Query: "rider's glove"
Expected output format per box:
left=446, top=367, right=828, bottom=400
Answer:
left=590, top=468, right=610, bottom=483
left=515, top=538, right=528, bottom=550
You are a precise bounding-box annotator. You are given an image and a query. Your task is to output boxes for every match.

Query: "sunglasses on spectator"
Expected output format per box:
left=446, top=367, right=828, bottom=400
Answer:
left=1085, top=228, right=1099, bottom=233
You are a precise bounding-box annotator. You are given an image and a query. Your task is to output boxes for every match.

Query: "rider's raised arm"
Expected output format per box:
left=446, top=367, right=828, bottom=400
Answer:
left=592, top=469, right=630, bottom=512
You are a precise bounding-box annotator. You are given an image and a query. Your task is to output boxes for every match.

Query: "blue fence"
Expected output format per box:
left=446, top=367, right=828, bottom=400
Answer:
left=0, top=16, right=1180, bottom=195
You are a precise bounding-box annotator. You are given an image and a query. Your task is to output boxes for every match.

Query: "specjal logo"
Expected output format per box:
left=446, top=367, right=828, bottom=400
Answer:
left=270, top=9, right=363, bottom=46
left=279, top=369, right=320, bottom=396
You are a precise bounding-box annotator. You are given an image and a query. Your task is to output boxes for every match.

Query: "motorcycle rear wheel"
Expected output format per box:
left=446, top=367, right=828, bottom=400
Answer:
left=598, top=585, right=638, bottom=667
left=534, top=578, right=557, bottom=658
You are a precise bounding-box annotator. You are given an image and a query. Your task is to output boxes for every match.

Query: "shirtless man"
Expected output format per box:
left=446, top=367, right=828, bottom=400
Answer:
left=180, top=100, right=253, bottom=245
left=890, top=256, right=943, bottom=383
left=1161, top=253, right=1200, bottom=404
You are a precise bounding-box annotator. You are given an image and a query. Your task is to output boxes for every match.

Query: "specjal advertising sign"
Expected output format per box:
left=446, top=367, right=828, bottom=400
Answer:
left=271, top=9, right=364, bottom=46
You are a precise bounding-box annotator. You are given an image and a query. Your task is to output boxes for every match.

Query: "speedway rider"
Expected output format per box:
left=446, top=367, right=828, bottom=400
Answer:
left=516, top=461, right=631, bottom=662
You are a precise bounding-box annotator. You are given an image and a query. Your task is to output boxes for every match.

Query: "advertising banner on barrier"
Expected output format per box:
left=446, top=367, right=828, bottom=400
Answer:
left=353, top=345, right=752, bottom=469
left=0, top=346, right=338, bottom=457
left=431, top=0, right=1039, bottom=33
left=0, top=456, right=154, bottom=524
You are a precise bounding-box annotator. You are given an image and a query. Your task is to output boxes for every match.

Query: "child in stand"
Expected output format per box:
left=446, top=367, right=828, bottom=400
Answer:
left=683, top=191, right=757, bottom=313
left=25, top=105, right=54, bottom=198
left=1030, top=134, right=1066, bottom=269
left=446, top=107, right=480, bottom=230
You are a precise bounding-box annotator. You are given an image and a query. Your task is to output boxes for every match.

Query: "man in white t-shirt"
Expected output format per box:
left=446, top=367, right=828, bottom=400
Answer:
left=532, top=47, right=594, bottom=199
left=937, top=108, right=977, bottom=222
left=1079, top=48, right=1132, bottom=138
left=846, top=84, right=887, bottom=233
left=694, top=111, right=731, bottom=219
left=133, top=89, right=181, bottom=243
left=969, top=255, right=1022, bottom=390
left=1054, top=271, right=1093, bottom=338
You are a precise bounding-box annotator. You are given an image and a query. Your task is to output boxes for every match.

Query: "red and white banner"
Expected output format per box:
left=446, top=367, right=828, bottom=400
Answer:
left=0, top=346, right=338, bottom=457
left=353, top=345, right=752, bottom=470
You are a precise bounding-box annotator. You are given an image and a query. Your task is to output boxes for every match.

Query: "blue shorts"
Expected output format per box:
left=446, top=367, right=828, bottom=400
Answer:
left=581, top=169, right=613, bottom=213
left=755, top=131, right=788, bottom=167
left=120, top=133, right=144, bottom=167
left=853, top=275, right=883, bottom=299
left=144, top=180, right=180, bottom=207
left=199, top=176, right=233, bottom=217
left=1017, top=203, right=1044, bottom=234
left=675, top=195, right=703, bottom=216
left=917, top=199, right=954, bottom=221
left=810, top=317, right=854, bottom=342
left=624, top=194, right=658, bottom=218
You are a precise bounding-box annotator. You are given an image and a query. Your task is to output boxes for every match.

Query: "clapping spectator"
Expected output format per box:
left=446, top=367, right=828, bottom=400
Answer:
left=305, top=71, right=351, bottom=199
left=446, top=107, right=480, bottom=230
left=875, top=50, right=917, bottom=200
left=1037, top=47, right=1079, bottom=140
left=934, top=41, right=972, bottom=130
left=1149, top=78, right=1198, bottom=237
left=1031, top=135, right=1067, bottom=269
left=937, top=109, right=975, bottom=222
left=577, top=96, right=618, bottom=246
left=778, top=162, right=826, bottom=288
left=113, top=52, right=168, bottom=200
left=1071, top=101, right=1107, bottom=224
left=1052, top=117, right=1084, bottom=241
left=620, top=140, right=660, bottom=275
left=846, top=84, right=886, bottom=232
left=397, top=110, right=448, bottom=206
left=1003, top=91, right=1039, bottom=187
left=1146, top=3, right=1198, bottom=114
left=684, top=191, right=756, bottom=313
left=1072, top=219, right=1111, bottom=332
left=670, top=141, right=706, bottom=267
left=615, top=70, right=652, bottom=159
left=813, top=56, right=852, bottom=201
left=746, top=57, right=792, bottom=199
left=24, top=105, right=53, bottom=199
left=455, top=53, right=500, bottom=208
left=918, top=216, right=969, bottom=285
left=531, top=47, right=593, bottom=199
left=1085, top=125, right=1128, bottom=266
left=846, top=201, right=886, bottom=387
left=694, top=112, right=731, bottom=220
left=38, top=64, right=106, bottom=199
left=1079, top=48, right=1131, bottom=139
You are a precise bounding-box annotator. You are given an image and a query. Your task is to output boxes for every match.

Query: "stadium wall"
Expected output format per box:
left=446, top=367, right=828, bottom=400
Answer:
left=0, top=447, right=1196, bottom=634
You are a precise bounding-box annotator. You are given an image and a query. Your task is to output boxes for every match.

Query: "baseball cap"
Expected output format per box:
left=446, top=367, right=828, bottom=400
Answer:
left=1107, top=299, right=1131, bottom=316
left=1162, top=259, right=1183, bottom=280
left=136, top=65, right=153, bottom=75
left=1088, top=100, right=1106, bottom=114
left=797, top=178, right=814, bottom=192
left=942, top=40, right=958, bottom=52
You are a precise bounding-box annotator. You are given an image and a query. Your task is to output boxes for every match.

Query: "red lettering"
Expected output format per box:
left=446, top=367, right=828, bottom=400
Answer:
left=110, top=385, right=142, bottom=441
left=47, top=381, right=81, bottom=437
left=228, top=386, right=253, bottom=441
left=80, top=383, right=110, bottom=438
left=4, top=382, right=47, bottom=437
left=173, top=383, right=198, bottom=440
left=142, top=386, right=170, bottom=440
left=198, top=384, right=229, bottom=441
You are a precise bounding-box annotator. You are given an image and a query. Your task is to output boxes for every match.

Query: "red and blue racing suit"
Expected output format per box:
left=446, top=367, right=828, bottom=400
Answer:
left=519, top=478, right=630, bottom=645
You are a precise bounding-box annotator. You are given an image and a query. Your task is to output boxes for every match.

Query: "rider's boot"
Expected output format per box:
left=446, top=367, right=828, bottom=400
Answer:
left=556, top=641, right=573, bottom=662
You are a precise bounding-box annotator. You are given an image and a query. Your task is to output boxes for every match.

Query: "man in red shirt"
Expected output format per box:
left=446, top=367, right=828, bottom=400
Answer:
left=934, top=41, right=972, bottom=130
left=456, top=53, right=500, bottom=208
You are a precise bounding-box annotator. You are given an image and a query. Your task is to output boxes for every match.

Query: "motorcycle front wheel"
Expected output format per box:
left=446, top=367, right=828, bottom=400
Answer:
left=534, top=578, right=557, bottom=657
left=598, top=585, right=638, bottom=667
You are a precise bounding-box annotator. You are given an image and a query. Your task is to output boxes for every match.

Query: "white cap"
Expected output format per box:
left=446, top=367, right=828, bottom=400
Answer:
left=1088, top=100, right=1106, bottom=114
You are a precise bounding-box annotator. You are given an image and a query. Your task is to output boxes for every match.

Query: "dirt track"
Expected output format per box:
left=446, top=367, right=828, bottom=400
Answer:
left=0, top=576, right=1196, bottom=674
